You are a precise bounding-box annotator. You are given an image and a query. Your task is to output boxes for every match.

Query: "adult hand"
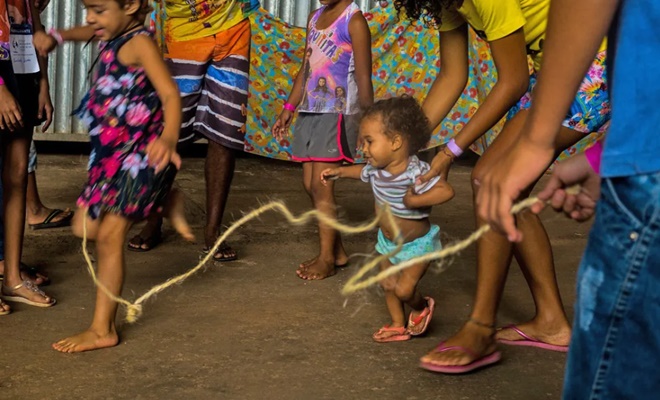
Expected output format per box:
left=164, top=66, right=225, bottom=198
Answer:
left=0, top=85, right=23, bottom=131
left=38, top=79, right=53, bottom=132
left=34, top=0, right=51, bottom=13
left=417, top=146, right=453, bottom=184
left=33, top=30, right=58, bottom=57
left=531, top=153, right=601, bottom=221
left=476, top=136, right=554, bottom=242
left=272, top=109, right=293, bottom=140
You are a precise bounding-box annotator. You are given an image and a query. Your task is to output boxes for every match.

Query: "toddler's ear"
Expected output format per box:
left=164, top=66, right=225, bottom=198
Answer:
left=391, top=134, right=403, bottom=151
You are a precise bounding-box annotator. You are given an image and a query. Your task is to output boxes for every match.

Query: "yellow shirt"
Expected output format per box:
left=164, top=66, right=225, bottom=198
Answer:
left=438, top=0, right=606, bottom=70
left=165, top=0, right=259, bottom=42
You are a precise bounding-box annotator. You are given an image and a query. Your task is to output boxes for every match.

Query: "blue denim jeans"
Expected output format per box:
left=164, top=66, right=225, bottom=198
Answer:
left=562, top=171, right=660, bottom=399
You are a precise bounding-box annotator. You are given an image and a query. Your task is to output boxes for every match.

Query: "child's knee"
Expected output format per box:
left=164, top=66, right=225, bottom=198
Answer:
left=379, top=276, right=397, bottom=292
left=394, top=282, right=416, bottom=302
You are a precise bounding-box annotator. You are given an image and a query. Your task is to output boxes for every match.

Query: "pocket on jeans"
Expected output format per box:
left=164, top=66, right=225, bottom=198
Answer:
left=596, top=180, right=643, bottom=254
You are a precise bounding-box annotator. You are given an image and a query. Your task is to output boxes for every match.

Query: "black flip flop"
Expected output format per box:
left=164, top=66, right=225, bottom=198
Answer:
left=28, top=209, right=73, bottom=230
left=127, top=232, right=162, bottom=253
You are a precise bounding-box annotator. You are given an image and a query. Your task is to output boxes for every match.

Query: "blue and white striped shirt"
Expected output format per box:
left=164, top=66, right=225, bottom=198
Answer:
left=361, top=156, right=440, bottom=219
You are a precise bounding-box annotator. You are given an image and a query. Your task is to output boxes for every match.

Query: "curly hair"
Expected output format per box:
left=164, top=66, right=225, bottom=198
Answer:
left=112, top=0, right=152, bottom=22
left=394, top=0, right=464, bottom=27
left=363, top=96, right=431, bottom=156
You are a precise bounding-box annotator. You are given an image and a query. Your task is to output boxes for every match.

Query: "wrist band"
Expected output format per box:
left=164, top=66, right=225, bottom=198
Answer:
left=584, top=141, right=603, bottom=175
left=0, top=76, right=4, bottom=86
left=283, top=102, right=296, bottom=112
left=48, top=28, right=64, bottom=46
left=446, top=138, right=463, bottom=158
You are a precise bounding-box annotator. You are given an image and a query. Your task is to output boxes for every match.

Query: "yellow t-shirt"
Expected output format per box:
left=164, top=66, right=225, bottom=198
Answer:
left=438, top=0, right=606, bottom=70
left=165, top=0, right=259, bottom=42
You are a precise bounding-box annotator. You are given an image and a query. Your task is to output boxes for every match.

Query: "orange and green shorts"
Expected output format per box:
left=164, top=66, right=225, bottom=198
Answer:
left=164, top=19, right=251, bottom=150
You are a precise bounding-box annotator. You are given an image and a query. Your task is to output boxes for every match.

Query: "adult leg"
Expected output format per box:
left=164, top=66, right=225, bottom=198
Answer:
left=421, top=110, right=583, bottom=368
left=204, top=140, right=237, bottom=260
left=53, top=213, right=131, bottom=353
left=298, top=162, right=349, bottom=270
left=0, top=134, right=53, bottom=305
left=296, top=162, right=344, bottom=280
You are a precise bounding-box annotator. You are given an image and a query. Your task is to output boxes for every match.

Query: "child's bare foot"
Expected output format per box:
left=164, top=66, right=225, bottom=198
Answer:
left=296, top=258, right=336, bottom=280
left=52, top=328, right=119, bottom=353
left=496, top=319, right=572, bottom=347
left=166, top=189, right=194, bottom=243
left=420, top=319, right=497, bottom=368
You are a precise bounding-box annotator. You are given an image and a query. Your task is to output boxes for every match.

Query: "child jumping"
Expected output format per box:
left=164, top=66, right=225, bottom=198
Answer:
left=272, top=0, right=373, bottom=280
left=33, top=0, right=193, bottom=352
left=321, top=97, right=454, bottom=342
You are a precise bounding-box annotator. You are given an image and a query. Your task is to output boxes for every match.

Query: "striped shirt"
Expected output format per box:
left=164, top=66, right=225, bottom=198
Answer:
left=361, top=156, right=440, bottom=219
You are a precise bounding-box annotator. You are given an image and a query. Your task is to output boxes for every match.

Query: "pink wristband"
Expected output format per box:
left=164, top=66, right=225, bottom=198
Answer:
left=283, top=102, right=296, bottom=112
left=0, top=76, right=4, bottom=86
left=584, top=141, right=603, bottom=175
left=48, top=28, right=64, bottom=46
left=446, top=138, right=463, bottom=158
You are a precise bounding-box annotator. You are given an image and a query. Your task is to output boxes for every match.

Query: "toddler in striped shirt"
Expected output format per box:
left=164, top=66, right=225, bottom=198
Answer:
left=321, top=96, right=454, bottom=343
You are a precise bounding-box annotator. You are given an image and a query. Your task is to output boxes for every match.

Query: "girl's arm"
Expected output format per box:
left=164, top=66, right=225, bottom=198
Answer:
left=348, top=12, right=373, bottom=110
left=33, top=26, right=96, bottom=56
left=320, top=164, right=365, bottom=185
left=403, top=180, right=454, bottom=209
left=423, top=25, right=470, bottom=130
left=31, top=0, right=53, bottom=131
left=122, top=34, right=182, bottom=172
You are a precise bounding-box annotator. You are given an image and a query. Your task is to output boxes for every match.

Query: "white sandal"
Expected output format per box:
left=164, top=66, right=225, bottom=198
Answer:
left=1, top=280, right=56, bottom=308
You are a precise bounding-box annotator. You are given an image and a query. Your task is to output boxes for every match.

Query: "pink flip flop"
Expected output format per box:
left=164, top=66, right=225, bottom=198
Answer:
left=420, top=343, right=502, bottom=374
left=408, top=296, right=435, bottom=336
left=497, top=325, right=569, bottom=353
left=373, top=325, right=411, bottom=343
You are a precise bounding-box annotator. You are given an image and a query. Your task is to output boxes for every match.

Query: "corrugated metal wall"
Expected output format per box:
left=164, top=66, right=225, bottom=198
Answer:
left=36, top=0, right=377, bottom=140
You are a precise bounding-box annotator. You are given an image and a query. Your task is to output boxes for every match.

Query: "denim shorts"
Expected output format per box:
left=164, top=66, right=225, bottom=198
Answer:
left=562, top=171, right=660, bottom=399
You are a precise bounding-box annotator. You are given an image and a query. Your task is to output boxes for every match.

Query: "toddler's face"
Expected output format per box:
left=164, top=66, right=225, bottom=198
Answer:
left=359, top=116, right=395, bottom=169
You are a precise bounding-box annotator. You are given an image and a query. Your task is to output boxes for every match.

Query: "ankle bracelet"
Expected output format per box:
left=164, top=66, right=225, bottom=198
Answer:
left=468, top=317, right=495, bottom=330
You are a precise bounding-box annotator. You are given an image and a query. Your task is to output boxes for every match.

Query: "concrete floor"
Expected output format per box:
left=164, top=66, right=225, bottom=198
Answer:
left=0, top=151, right=592, bottom=399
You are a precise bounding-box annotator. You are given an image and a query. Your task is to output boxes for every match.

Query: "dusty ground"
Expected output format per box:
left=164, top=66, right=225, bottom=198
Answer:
left=0, top=148, right=592, bottom=399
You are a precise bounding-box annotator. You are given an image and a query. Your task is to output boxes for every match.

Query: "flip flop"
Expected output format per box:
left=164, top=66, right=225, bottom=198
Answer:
left=408, top=296, right=435, bottom=336
left=28, top=208, right=73, bottom=230
left=127, top=232, right=162, bottom=253
left=420, top=343, right=502, bottom=374
left=1, top=280, right=56, bottom=308
left=201, top=245, right=238, bottom=263
left=497, top=324, right=569, bottom=353
left=373, top=325, right=411, bottom=343
left=0, top=299, right=10, bottom=316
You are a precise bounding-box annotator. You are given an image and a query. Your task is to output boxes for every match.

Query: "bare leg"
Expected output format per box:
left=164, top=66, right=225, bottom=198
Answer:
left=422, top=110, right=583, bottom=368
left=25, top=171, right=72, bottom=226
left=1, top=135, right=53, bottom=305
left=374, top=259, right=406, bottom=340
left=53, top=212, right=131, bottom=353
left=296, top=162, right=345, bottom=280
left=298, top=163, right=348, bottom=269
left=395, top=262, right=432, bottom=335
left=204, top=141, right=236, bottom=261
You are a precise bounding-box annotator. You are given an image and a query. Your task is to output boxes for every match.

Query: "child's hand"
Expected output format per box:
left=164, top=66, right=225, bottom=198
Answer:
left=37, top=79, right=53, bottom=132
left=272, top=109, right=293, bottom=140
left=403, top=187, right=420, bottom=209
left=33, top=31, right=58, bottom=57
left=320, top=168, right=342, bottom=185
left=0, top=85, right=23, bottom=131
left=146, top=137, right=180, bottom=173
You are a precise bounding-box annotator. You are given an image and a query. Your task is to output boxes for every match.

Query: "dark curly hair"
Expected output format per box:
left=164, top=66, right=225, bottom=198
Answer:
left=363, top=96, right=431, bottom=156
left=394, top=0, right=464, bottom=27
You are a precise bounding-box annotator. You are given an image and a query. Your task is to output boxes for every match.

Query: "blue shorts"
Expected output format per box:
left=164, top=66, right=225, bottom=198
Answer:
left=376, top=224, right=442, bottom=265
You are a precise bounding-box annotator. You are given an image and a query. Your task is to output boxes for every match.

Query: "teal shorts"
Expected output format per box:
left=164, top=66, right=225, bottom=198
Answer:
left=376, top=225, right=442, bottom=265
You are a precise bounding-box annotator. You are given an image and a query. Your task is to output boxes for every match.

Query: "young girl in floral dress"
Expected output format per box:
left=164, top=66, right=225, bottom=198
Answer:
left=33, top=0, right=192, bottom=352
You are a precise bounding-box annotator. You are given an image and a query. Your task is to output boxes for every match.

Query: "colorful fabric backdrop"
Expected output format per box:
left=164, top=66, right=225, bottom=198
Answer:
left=152, top=1, right=597, bottom=163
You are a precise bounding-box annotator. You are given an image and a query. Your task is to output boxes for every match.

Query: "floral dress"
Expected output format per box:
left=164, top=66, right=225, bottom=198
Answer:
left=76, top=28, right=176, bottom=220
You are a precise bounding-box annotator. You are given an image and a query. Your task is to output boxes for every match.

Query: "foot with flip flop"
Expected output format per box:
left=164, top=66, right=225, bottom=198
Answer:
left=373, top=297, right=435, bottom=343
left=0, top=261, right=55, bottom=315
left=27, top=207, right=73, bottom=230
left=496, top=321, right=571, bottom=353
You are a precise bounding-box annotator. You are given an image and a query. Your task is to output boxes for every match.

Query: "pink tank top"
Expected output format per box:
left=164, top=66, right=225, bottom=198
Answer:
left=298, top=2, right=361, bottom=115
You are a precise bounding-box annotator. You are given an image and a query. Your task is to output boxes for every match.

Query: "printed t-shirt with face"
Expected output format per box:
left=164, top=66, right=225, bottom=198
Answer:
left=164, top=0, right=260, bottom=42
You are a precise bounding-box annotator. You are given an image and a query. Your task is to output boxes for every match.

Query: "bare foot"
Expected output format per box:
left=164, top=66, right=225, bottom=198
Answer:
left=420, top=320, right=497, bottom=368
left=167, top=189, right=194, bottom=243
left=52, top=328, right=119, bottom=353
left=298, top=249, right=349, bottom=270
left=496, top=320, right=572, bottom=346
left=0, top=299, right=10, bottom=315
left=296, top=258, right=336, bottom=280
